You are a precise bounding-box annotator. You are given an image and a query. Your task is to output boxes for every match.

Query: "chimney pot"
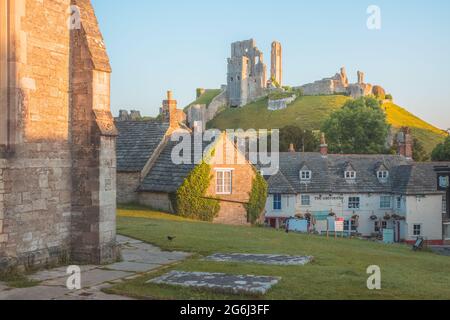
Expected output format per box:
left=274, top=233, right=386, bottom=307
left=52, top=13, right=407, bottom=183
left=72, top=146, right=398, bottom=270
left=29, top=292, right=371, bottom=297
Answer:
left=320, top=133, right=328, bottom=156
left=289, top=143, right=295, bottom=153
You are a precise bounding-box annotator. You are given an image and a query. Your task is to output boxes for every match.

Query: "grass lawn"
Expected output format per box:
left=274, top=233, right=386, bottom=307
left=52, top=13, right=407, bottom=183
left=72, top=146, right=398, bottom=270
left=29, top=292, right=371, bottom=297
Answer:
left=107, top=207, right=450, bottom=300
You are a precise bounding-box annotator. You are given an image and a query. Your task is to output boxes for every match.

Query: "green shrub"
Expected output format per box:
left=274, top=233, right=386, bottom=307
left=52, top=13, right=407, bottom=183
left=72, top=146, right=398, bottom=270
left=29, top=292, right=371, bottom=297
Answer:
left=245, top=171, right=268, bottom=224
left=174, top=162, right=220, bottom=222
left=385, top=94, right=393, bottom=100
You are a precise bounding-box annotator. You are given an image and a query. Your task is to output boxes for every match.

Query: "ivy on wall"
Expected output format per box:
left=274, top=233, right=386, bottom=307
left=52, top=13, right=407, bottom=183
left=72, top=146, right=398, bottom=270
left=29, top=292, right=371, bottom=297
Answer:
left=245, top=171, right=268, bottom=224
left=174, top=161, right=220, bottom=222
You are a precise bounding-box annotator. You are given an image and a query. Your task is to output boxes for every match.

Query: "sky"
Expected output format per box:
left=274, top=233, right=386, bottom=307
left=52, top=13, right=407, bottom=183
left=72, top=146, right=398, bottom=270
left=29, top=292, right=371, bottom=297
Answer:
left=92, top=0, right=450, bottom=130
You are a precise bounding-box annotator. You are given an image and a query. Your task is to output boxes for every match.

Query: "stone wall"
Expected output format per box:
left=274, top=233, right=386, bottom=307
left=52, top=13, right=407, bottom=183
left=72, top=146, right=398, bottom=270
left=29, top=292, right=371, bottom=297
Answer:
left=0, top=0, right=118, bottom=271
left=268, top=95, right=297, bottom=111
left=139, top=192, right=173, bottom=213
left=117, top=172, right=140, bottom=204
left=227, top=39, right=267, bottom=107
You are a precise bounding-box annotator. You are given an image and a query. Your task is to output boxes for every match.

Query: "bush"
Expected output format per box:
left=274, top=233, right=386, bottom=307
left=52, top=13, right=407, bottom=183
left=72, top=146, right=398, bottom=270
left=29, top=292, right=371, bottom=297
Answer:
left=245, top=171, right=268, bottom=224
left=385, top=94, right=393, bottom=100
left=432, top=136, right=450, bottom=161
left=175, top=162, right=220, bottom=222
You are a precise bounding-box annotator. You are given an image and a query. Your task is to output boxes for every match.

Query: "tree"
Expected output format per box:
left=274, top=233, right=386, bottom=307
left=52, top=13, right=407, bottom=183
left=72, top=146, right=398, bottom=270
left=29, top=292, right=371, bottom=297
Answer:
left=321, top=97, right=390, bottom=154
left=431, top=136, right=450, bottom=161
left=279, top=126, right=319, bottom=152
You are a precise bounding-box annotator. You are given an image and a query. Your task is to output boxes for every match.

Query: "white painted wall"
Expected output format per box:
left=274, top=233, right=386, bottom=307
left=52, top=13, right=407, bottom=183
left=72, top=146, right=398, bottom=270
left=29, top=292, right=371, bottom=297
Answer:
left=404, top=195, right=443, bottom=242
left=265, top=194, right=296, bottom=218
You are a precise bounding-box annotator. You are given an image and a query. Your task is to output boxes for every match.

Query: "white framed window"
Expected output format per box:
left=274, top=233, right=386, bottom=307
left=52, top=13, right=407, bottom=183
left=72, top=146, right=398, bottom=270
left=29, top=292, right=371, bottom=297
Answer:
left=345, top=171, right=356, bottom=179
left=300, top=170, right=312, bottom=181
left=301, top=195, right=311, bottom=206
left=444, top=223, right=450, bottom=240
left=380, top=196, right=392, bottom=209
left=348, top=197, right=360, bottom=209
left=273, top=194, right=282, bottom=210
left=377, top=171, right=389, bottom=180
left=216, top=169, right=233, bottom=195
left=413, top=224, right=422, bottom=237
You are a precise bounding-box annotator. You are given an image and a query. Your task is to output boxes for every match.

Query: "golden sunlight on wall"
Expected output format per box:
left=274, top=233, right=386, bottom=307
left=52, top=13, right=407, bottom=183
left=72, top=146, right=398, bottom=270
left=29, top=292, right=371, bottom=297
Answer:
left=0, top=0, right=8, bottom=147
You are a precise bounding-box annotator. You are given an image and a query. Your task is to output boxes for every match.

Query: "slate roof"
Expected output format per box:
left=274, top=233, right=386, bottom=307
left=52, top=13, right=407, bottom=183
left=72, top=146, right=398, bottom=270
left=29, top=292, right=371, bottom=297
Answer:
left=139, top=137, right=218, bottom=193
left=116, top=121, right=169, bottom=172
left=265, top=153, right=448, bottom=195
left=267, top=171, right=296, bottom=194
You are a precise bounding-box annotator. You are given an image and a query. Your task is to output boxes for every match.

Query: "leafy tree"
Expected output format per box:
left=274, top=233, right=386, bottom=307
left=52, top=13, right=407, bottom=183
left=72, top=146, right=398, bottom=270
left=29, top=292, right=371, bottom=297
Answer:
left=431, top=136, right=450, bottom=161
left=245, top=171, right=268, bottom=225
left=321, top=97, right=390, bottom=154
left=279, top=126, right=319, bottom=152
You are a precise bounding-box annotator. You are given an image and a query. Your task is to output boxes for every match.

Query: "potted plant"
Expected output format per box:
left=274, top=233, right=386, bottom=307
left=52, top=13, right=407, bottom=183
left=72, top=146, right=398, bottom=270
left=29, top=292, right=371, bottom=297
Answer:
left=384, top=213, right=391, bottom=220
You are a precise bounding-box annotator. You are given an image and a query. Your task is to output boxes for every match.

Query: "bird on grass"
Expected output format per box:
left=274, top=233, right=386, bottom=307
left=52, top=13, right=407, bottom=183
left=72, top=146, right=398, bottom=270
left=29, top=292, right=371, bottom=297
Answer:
left=167, top=236, right=176, bottom=241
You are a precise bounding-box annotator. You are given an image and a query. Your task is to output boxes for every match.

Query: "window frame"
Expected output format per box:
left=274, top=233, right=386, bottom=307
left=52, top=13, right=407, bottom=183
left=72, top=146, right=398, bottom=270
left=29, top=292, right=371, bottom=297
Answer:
left=273, top=194, right=282, bottom=211
left=345, top=171, right=356, bottom=180
left=380, top=196, right=392, bottom=209
left=301, top=195, right=311, bottom=206
left=300, top=170, right=312, bottom=181
left=215, top=169, right=233, bottom=195
left=377, top=171, right=389, bottom=180
left=348, top=196, right=360, bottom=209
left=413, top=224, right=422, bottom=237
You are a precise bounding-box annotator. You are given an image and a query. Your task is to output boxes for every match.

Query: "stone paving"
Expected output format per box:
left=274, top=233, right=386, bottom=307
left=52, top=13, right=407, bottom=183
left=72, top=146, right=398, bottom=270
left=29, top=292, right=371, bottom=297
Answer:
left=0, top=235, right=191, bottom=300
left=148, top=271, right=281, bottom=295
left=204, top=253, right=314, bottom=266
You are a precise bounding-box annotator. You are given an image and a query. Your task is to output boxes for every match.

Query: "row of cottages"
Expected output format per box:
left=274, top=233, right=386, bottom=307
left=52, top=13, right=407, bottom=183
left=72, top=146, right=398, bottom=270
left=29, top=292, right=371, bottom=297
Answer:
left=116, top=92, right=256, bottom=225
left=264, top=133, right=450, bottom=245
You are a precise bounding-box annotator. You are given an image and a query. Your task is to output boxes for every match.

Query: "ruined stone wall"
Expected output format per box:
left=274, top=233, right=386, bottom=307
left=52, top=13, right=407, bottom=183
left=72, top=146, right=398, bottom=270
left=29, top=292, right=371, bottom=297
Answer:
left=138, top=192, right=173, bottom=213
left=271, top=41, right=282, bottom=86
left=227, top=39, right=267, bottom=107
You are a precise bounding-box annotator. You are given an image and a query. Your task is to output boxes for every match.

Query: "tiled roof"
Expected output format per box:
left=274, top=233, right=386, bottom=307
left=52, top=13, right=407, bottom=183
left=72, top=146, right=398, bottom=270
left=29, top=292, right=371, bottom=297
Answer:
left=266, top=153, right=448, bottom=195
left=116, top=121, right=169, bottom=172
left=139, top=137, right=218, bottom=193
left=267, top=171, right=296, bottom=194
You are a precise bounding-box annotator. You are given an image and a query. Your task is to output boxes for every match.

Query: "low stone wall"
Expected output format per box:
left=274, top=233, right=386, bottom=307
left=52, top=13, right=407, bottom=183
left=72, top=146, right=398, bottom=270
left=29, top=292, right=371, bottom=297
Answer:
left=117, top=172, right=140, bottom=204
left=268, top=95, right=297, bottom=111
left=214, top=201, right=249, bottom=226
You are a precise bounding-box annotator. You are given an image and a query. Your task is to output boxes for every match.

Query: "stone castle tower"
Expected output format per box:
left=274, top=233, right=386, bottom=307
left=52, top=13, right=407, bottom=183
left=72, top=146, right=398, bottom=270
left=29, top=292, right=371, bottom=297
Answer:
left=227, top=39, right=267, bottom=107
left=0, top=0, right=118, bottom=270
left=270, top=41, right=282, bottom=86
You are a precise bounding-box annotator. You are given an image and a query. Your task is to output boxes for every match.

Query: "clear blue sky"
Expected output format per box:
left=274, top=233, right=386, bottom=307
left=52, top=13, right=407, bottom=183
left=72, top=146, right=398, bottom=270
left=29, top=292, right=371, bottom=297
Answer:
left=92, top=0, right=450, bottom=130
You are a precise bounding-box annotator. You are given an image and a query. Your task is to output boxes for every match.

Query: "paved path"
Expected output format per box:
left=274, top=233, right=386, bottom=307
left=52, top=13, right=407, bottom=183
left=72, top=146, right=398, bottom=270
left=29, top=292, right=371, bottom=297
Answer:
left=0, top=235, right=191, bottom=300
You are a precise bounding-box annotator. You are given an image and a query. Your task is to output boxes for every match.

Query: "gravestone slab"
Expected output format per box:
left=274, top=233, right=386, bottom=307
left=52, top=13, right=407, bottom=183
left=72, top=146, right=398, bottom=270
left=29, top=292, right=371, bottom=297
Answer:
left=204, top=253, right=314, bottom=266
left=148, top=271, right=280, bottom=295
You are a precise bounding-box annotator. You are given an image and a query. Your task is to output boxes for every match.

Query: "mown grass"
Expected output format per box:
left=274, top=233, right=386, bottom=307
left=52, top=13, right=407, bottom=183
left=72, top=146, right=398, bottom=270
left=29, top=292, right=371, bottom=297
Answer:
left=108, top=208, right=450, bottom=300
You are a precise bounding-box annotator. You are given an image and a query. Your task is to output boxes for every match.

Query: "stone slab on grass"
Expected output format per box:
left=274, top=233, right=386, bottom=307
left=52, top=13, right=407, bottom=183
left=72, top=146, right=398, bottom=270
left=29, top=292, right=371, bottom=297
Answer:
left=204, top=253, right=314, bottom=266
left=148, top=271, right=281, bottom=295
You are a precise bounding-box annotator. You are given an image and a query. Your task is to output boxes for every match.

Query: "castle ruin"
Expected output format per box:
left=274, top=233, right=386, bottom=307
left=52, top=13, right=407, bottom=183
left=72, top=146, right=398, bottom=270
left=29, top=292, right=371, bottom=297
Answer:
left=298, top=68, right=383, bottom=99
left=270, top=41, right=282, bottom=86
left=227, top=39, right=267, bottom=107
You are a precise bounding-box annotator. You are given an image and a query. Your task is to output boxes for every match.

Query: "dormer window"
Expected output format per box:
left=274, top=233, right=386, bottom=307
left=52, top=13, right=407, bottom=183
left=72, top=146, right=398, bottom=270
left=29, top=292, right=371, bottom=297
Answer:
left=300, top=170, right=312, bottom=181
left=345, top=171, right=356, bottom=180
left=377, top=171, right=389, bottom=180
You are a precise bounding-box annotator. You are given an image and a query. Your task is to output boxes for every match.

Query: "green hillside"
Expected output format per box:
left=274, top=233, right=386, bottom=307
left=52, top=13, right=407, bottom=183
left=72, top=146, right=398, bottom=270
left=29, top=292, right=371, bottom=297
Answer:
left=184, top=89, right=222, bottom=111
left=206, top=95, right=446, bottom=155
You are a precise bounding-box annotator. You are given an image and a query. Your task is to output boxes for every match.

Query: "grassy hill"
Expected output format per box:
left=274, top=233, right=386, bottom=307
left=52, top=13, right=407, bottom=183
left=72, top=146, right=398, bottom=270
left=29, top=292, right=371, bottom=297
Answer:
left=108, top=206, right=450, bottom=300
left=184, top=89, right=222, bottom=111
left=206, top=95, right=447, bottom=155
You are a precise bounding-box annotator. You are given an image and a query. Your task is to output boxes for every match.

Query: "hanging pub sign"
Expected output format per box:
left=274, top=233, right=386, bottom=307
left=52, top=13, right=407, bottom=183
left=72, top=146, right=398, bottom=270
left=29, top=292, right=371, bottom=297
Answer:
left=438, top=175, right=449, bottom=190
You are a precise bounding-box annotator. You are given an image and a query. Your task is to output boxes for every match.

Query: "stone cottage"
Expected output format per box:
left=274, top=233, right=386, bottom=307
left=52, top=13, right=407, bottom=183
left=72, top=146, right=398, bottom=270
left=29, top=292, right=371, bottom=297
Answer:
left=116, top=102, right=257, bottom=225
left=0, top=0, right=118, bottom=271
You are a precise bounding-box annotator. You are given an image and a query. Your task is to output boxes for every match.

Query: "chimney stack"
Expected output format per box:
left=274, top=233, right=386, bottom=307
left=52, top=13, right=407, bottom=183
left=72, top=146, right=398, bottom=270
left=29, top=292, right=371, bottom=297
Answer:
left=397, top=127, right=413, bottom=160
left=289, top=143, right=295, bottom=153
left=162, top=90, right=178, bottom=129
left=320, top=133, right=328, bottom=157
